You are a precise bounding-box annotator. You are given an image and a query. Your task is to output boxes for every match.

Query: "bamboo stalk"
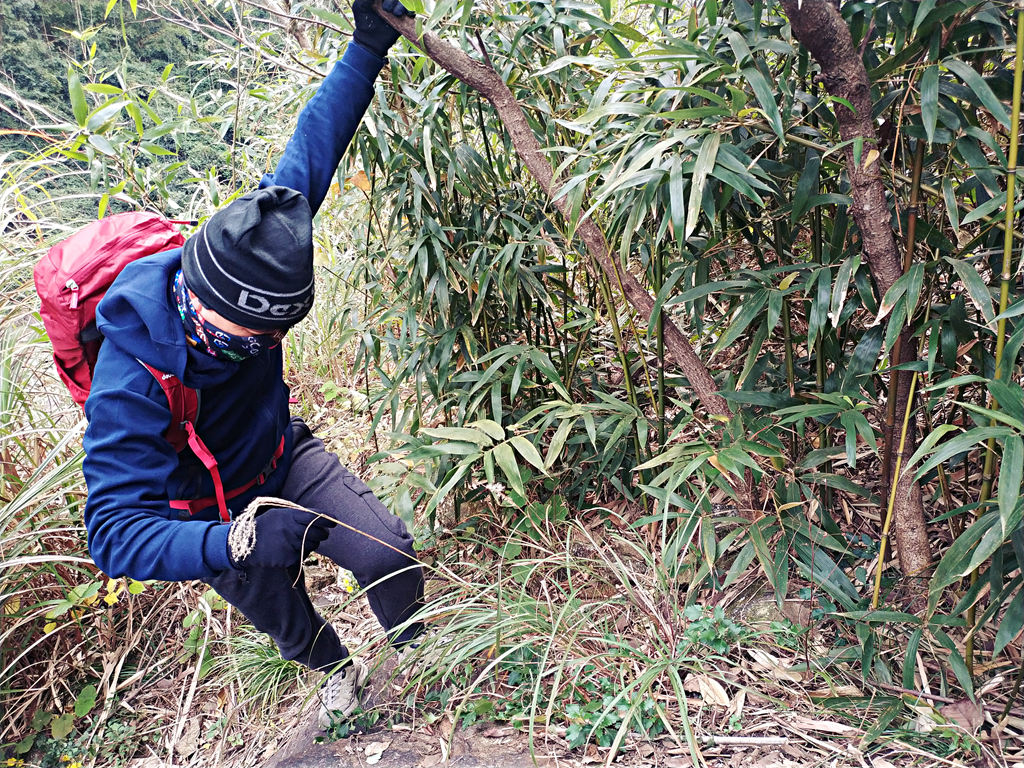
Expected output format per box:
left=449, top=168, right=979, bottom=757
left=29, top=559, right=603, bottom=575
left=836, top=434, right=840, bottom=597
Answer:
left=873, top=367, right=921, bottom=608
left=882, top=141, right=925, bottom=513
left=969, top=4, right=1024, bottom=677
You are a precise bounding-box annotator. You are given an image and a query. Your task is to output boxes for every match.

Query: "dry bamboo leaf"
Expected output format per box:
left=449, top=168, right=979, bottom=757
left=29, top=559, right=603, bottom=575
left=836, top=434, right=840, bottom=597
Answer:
left=664, top=757, right=694, bottom=768
left=581, top=744, right=602, bottom=764
left=683, top=673, right=731, bottom=707
left=784, top=714, right=859, bottom=735
left=910, top=703, right=938, bottom=733
left=348, top=170, right=371, bottom=192
left=940, top=698, right=984, bottom=733
left=747, top=648, right=810, bottom=682
left=727, top=688, right=746, bottom=721
left=807, top=685, right=864, bottom=698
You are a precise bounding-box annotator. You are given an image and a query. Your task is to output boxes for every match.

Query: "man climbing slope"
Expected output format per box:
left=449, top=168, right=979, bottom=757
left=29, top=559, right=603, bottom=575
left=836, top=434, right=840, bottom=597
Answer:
left=80, top=0, right=422, bottom=729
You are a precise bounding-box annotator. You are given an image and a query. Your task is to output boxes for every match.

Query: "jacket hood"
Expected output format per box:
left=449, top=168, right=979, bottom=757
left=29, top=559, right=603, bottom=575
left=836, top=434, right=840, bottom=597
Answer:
left=95, top=248, right=243, bottom=389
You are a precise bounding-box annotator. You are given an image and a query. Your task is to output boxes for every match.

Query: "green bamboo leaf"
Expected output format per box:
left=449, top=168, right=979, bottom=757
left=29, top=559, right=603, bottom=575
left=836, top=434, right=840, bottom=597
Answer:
left=912, top=0, right=938, bottom=36
left=527, top=350, right=572, bottom=400
left=87, top=134, right=116, bottom=156
left=993, top=588, right=1024, bottom=657
left=909, top=426, right=1011, bottom=479
left=920, top=65, right=939, bottom=144
left=941, top=177, right=960, bottom=233
left=83, top=83, right=124, bottom=95
left=307, top=6, right=350, bottom=28
left=656, top=105, right=730, bottom=120
left=493, top=442, right=525, bottom=497
left=807, top=268, right=831, bottom=350
left=931, top=629, right=975, bottom=699
left=876, top=265, right=920, bottom=321
left=932, top=516, right=994, bottom=590
left=420, top=426, right=495, bottom=446
left=989, top=380, right=1024, bottom=425
left=685, top=132, right=720, bottom=240
left=944, top=58, right=1011, bottom=128
left=139, top=141, right=175, bottom=156
left=904, top=262, right=925, bottom=326
left=956, top=138, right=1001, bottom=196
left=791, top=151, right=820, bottom=224
left=545, top=418, right=574, bottom=469
left=405, top=442, right=480, bottom=460
left=468, top=419, right=505, bottom=442
left=961, top=195, right=1005, bottom=228
left=932, top=508, right=1021, bottom=595
left=998, top=436, right=1023, bottom=533
left=647, top=267, right=687, bottom=336
left=601, top=32, right=634, bottom=61
left=68, top=69, right=88, bottom=127
left=742, top=66, right=785, bottom=140
left=668, top=155, right=686, bottom=246
left=509, top=435, right=546, bottom=473
left=839, top=411, right=859, bottom=467
left=125, top=102, right=143, bottom=137
left=575, top=101, right=652, bottom=124
left=946, top=257, right=995, bottom=325
left=903, top=628, right=924, bottom=688
left=713, top=291, right=767, bottom=352
left=839, top=326, right=882, bottom=394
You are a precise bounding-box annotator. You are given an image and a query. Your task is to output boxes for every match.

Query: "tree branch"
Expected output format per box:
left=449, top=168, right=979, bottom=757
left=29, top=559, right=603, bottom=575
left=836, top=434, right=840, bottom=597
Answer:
left=781, top=0, right=932, bottom=583
left=373, top=7, right=734, bottom=423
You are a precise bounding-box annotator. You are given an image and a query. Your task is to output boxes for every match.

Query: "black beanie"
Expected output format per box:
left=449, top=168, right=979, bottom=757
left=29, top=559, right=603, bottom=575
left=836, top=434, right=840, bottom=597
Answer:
left=181, top=186, right=314, bottom=331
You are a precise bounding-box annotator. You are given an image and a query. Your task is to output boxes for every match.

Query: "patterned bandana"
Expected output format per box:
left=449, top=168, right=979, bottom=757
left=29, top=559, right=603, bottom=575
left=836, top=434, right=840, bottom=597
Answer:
left=173, top=270, right=284, bottom=362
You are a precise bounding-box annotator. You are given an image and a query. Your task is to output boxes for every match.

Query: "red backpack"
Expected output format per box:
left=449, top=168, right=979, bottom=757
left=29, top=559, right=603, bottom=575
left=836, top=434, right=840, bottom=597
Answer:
left=33, top=212, right=281, bottom=523
left=33, top=211, right=192, bottom=426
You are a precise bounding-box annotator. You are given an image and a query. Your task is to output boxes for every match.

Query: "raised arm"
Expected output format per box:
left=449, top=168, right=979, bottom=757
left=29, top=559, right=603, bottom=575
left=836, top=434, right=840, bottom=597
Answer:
left=260, top=0, right=412, bottom=216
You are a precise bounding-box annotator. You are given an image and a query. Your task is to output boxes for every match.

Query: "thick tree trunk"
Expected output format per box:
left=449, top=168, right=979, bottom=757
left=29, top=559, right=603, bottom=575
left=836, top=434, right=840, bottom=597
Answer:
left=373, top=8, right=764, bottom=515
left=781, top=0, right=932, bottom=584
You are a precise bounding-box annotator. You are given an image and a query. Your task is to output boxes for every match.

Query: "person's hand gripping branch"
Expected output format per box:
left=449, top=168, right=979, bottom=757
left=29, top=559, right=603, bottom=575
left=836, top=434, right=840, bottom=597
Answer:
left=352, top=0, right=414, bottom=57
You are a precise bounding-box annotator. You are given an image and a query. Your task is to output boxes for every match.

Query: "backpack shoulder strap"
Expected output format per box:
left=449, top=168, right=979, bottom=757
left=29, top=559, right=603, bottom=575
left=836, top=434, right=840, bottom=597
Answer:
left=138, top=361, right=231, bottom=523
left=138, top=361, right=199, bottom=452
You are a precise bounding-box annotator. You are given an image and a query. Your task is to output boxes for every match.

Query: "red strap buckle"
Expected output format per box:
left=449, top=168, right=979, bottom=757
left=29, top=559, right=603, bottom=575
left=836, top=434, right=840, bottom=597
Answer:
left=170, top=435, right=285, bottom=521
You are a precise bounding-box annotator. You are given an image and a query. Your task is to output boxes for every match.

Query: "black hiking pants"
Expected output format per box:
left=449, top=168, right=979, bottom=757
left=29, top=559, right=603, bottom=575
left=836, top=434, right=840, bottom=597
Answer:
left=204, top=418, right=424, bottom=670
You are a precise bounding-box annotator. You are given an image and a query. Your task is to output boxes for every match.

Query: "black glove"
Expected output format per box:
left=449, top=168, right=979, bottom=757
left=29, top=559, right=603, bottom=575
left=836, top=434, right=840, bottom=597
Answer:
left=228, top=506, right=333, bottom=570
left=352, top=0, right=413, bottom=58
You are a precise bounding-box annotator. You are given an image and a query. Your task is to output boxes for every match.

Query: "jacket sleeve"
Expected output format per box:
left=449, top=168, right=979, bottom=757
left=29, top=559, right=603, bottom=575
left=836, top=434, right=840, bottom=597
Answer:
left=259, top=41, right=386, bottom=217
left=82, top=344, right=232, bottom=582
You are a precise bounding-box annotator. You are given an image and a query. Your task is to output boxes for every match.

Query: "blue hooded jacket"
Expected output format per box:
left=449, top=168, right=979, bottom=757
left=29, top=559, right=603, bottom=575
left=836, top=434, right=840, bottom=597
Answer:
left=82, top=42, right=386, bottom=583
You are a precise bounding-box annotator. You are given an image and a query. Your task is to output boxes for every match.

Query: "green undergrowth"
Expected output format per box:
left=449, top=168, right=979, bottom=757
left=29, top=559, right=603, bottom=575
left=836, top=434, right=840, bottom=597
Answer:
left=308, top=508, right=996, bottom=765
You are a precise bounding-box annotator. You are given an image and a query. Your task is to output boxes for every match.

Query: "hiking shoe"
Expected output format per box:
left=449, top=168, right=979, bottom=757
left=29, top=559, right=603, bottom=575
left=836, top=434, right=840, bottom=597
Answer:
left=317, top=659, right=370, bottom=729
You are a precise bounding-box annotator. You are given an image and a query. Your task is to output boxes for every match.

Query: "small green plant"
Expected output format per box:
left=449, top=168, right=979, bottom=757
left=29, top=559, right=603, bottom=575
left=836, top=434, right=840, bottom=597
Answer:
left=321, top=707, right=382, bottom=740
left=679, top=605, right=746, bottom=654
left=563, top=678, right=665, bottom=749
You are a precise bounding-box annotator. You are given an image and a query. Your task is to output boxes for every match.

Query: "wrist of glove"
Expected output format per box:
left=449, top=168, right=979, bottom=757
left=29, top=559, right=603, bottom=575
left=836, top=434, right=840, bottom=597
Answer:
left=227, top=503, right=333, bottom=570
left=352, top=0, right=413, bottom=57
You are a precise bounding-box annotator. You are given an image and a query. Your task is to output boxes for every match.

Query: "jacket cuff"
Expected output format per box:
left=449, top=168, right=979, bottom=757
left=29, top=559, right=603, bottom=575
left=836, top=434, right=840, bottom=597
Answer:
left=202, top=523, right=235, bottom=573
left=346, top=39, right=389, bottom=75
